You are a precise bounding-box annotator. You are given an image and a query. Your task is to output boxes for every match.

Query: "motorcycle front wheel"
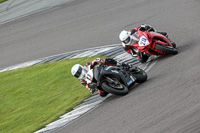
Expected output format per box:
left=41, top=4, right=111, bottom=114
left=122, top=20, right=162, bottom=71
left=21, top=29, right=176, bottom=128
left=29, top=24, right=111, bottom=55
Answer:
left=101, top=81, right=128, bottom=96
left=154, top=43, right=178, bottom=54
left=130, top=67, right=147, bottom=83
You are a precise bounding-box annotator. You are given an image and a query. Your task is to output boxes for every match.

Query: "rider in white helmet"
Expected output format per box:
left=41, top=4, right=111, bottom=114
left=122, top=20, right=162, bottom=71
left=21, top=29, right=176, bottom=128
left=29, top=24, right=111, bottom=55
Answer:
left=119, top=24, right=168, bottom=63
left=71, top=64, right=87, bottom=79
left=71, top=58, right=120, bottom=97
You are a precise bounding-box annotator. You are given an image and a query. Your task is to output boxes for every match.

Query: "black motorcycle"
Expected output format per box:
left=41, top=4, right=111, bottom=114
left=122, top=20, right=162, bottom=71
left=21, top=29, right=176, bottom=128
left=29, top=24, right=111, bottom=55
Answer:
left=86, top=64, right=147, bottom=96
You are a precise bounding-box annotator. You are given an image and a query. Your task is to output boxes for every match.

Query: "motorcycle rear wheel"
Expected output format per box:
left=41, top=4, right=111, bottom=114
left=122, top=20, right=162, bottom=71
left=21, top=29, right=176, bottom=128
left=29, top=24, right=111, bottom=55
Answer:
left=101, top=81, right=128, bottom=96
left=155, top=43, right=178, bottom=54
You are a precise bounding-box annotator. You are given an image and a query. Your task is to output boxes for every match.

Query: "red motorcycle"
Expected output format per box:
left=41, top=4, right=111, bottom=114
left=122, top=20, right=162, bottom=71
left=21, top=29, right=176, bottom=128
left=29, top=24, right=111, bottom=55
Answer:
left=133, top=30, right=178, bottom=55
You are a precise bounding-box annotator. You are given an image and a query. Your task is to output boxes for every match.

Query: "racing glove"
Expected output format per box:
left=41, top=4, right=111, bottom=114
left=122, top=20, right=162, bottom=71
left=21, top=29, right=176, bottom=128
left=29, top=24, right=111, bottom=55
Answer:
left=130, top=47, right=139, bottom=57
left=95, top=58, right=103, bottom=62
left=131, top=49, right=138, bottom=57
left=95, top=58, right=103, bottom=65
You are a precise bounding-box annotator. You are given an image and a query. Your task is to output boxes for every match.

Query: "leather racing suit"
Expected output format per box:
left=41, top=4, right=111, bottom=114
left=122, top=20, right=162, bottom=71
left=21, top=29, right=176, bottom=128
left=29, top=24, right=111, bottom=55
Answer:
left=80, top=58, right=118, bottom=97
left=122, top=24, right=167, bottom=63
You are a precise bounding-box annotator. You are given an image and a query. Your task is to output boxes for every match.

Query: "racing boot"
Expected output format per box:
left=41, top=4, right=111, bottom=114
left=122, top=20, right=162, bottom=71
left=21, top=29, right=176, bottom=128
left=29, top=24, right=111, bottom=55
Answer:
left=137, top=52, right=149, bottom=63
left=98, top=90, right=108, bottom=97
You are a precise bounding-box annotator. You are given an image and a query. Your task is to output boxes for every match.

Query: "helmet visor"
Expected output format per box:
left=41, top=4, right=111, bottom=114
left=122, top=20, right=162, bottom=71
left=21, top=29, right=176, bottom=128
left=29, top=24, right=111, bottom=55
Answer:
left=122, top=37, right=130, bottom=44
left=74, top=66, right=82, bottom=78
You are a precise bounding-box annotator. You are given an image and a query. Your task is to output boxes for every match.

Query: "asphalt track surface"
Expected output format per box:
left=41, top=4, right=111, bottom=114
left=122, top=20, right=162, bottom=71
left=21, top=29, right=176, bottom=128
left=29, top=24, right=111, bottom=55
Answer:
left=1, top=0, right=200, bottom=133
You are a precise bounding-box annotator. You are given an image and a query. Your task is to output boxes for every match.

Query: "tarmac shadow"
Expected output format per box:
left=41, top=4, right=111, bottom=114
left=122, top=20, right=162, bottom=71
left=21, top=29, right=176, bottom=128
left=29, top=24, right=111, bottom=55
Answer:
left=176, top=40, right=199, bottom=53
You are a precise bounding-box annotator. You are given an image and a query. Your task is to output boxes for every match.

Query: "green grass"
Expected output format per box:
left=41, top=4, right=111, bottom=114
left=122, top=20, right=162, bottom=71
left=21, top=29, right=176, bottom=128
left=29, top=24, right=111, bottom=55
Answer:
left=0, top=56, right=105, bottom=133
left=0, top=0, right=7, bottom=4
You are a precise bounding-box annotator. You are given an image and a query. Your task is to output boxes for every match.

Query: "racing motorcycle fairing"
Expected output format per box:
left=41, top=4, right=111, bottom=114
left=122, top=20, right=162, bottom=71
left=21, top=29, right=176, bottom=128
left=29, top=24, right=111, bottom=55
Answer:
left=134, top=31, right=175, bottom=55
left=93, top=65, right=136, bottom=88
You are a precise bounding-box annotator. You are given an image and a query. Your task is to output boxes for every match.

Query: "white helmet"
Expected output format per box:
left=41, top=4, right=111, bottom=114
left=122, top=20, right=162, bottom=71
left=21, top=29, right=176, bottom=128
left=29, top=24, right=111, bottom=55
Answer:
left=119, top=30, right=132, bottom=46
left=71, top=64, right=86, bottom=79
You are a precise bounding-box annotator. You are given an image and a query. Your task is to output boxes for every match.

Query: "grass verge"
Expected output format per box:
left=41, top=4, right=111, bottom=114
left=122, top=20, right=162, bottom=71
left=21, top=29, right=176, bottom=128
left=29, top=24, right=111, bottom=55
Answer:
left=0, top=0, right=8, bottom=4
left=0, top=56, right=105, bottom=133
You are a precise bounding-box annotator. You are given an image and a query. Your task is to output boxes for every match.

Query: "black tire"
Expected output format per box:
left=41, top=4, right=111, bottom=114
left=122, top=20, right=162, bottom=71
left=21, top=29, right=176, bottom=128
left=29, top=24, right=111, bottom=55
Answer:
left=154, top=43, right=178, bottom=54
left=171, top=41, right=176, bottom=48
left=101, top=82, right=128, bottom=96
left=131, top=67, right=147, bottom=83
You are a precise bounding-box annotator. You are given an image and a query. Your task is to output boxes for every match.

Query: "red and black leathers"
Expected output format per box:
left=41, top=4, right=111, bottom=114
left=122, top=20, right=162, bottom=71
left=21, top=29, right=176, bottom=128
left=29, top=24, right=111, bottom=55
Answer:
left=122, top=24, right=157, bottom=63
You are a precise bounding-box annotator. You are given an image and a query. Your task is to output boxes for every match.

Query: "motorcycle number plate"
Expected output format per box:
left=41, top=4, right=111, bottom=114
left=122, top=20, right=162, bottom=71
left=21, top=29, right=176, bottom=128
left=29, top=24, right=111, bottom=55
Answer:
left=139, top=36, right=150, bottom=46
